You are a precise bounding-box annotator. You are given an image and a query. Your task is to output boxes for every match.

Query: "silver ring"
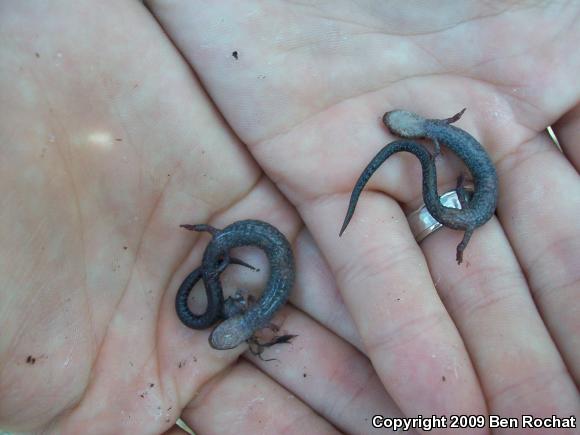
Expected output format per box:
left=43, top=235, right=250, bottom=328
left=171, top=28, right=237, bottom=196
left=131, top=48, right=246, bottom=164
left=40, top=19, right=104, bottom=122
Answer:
left=406, top=184, right=474, bottom=243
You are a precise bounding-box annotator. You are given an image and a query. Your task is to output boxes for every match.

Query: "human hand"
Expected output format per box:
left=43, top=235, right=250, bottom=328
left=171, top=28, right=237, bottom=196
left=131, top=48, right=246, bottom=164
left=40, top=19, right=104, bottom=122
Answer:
left=148, top=0, right=580, bottom=433
left=1, top=1, right=579, bottom=434
left=0, top=1, right=302, bottom=433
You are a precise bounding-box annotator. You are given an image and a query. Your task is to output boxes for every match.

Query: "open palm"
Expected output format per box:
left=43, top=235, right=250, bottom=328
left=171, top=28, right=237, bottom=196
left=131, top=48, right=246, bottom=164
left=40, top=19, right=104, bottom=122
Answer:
left=1, top=1, right=578, bottom=434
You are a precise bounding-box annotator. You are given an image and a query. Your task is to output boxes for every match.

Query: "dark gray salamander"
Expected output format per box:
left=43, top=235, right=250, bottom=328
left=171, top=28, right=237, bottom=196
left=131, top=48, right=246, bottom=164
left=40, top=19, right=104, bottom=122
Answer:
left=178, top=219, right=295, bottom=350
left=339, top=109, right=498, bottom=264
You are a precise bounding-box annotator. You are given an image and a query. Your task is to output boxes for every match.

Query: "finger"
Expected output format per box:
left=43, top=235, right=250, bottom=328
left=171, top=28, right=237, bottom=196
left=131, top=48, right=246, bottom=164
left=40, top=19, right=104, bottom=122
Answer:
left=180, top=361, right=339, bottom=435
left=424, top=218, right=580, bottom=420
left=304, top=197, right=488, bottom=426
left=291, top=228, right=362, bottom=349
left=246, top=307, right=405, bottom=435
left=494, top=129, right=580, bottom=385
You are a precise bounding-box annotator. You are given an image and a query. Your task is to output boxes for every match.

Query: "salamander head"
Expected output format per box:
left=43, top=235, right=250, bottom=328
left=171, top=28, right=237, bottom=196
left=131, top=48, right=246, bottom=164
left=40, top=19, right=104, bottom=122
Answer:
left=382, top=110, right=428, bottom=139
left=209, top=317, right=251, bottom=350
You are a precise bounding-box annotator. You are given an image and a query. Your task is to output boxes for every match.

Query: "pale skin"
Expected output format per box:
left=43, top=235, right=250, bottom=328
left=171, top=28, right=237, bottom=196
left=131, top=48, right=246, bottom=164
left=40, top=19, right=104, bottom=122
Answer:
left=1, top=1, right=579, bottom=434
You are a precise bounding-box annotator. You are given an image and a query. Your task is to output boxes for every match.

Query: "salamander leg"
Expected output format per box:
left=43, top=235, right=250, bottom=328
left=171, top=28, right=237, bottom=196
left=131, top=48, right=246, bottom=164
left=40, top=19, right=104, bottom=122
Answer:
left=442, top=108, right=466, bottom=124
left=228, top=257, right=259, bottom=272
left=247, top=333, right=299, bottom=362
left=180, top=223, right=220, bottom=236
left=431, top=109, right=466, bottom=158
left=456, top=228, right=473, bottom=265
left=456, top=173, right=469, bottom=208
left=223, top=288, right=260, bottom=318
left=181, top=224, right=259, bottom=274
